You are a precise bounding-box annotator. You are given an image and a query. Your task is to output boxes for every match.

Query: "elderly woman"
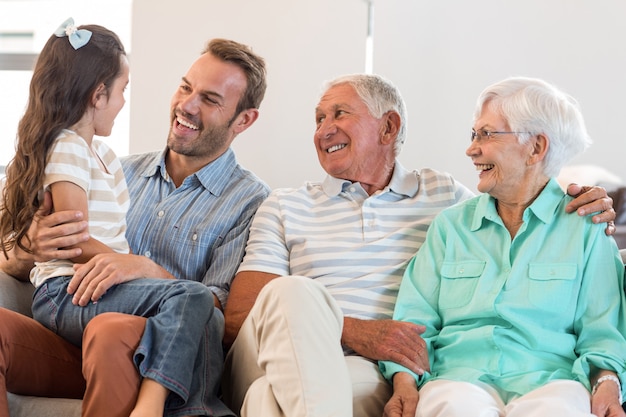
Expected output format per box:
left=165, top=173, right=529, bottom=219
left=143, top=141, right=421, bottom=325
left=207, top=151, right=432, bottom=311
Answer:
left=380, top=77, right=626, bottom=417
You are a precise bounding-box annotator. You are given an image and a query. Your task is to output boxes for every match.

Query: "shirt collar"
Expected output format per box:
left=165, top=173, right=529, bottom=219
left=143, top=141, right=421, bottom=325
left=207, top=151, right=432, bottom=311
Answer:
left=135, top=150, right=165, bottom=179
left=137, top=147, right=238, bottom=196
left=471, top=177, right=564, bottom=231
left=321, top=159, right=420, bottom=197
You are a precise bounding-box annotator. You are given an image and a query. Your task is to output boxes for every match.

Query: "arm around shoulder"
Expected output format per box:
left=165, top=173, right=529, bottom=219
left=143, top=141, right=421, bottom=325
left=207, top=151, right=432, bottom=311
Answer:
left=566, top=183, right=616, bottom=233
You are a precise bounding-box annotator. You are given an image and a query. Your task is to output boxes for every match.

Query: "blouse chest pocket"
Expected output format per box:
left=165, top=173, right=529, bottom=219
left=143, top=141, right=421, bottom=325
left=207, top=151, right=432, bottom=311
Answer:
left=439, top=261, right=485, bottom=309
left=527, top=263, right=577, bottom=312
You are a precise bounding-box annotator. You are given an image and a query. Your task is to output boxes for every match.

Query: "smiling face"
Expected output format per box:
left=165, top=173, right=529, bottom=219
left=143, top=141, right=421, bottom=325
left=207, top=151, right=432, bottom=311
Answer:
left=168, top=52, right=248, bottom=161
left=467, top=103, right=542, bottom=202
left=314, top=84, right=396, bottom=193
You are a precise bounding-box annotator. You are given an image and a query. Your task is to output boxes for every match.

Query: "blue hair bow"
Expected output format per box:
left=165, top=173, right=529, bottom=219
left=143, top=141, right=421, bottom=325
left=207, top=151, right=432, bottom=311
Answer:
left=54, top=17, right=92, bottom=50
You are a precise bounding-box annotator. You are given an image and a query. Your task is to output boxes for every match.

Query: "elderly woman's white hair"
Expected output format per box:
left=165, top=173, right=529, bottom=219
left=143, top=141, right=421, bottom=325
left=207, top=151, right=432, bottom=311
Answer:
left=473, top=76, right=592, bottom=178
left=323, top=74, right=407, bottom=156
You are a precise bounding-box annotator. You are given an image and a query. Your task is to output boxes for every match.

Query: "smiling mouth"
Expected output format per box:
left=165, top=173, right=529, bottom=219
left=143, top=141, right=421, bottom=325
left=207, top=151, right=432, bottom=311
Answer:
left=327, top=144, right=347, bottom=153
left=176, top=116, right=199, bottom=130
left=475, top=164, right=494, bottom=172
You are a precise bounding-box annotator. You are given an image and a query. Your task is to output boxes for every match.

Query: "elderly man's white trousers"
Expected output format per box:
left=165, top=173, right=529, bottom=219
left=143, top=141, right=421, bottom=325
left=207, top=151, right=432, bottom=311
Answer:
left=222, top=276, right=392, bottom=417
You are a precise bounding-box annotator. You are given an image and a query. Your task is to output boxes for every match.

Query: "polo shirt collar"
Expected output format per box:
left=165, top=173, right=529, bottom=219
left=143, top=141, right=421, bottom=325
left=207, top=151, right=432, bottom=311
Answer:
left=321, top=159, right=419, bottom=197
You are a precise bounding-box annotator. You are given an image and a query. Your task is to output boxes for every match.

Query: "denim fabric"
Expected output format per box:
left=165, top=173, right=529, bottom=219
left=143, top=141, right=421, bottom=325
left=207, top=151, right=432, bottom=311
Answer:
left=138, top=308, right=234, bottom=417
left=31, top=276, right=222, bottom=413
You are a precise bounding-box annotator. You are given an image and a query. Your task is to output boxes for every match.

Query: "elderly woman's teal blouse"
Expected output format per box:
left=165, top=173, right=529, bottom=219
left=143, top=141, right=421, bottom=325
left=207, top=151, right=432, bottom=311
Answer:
left=380, top=178, right=626, bottom=401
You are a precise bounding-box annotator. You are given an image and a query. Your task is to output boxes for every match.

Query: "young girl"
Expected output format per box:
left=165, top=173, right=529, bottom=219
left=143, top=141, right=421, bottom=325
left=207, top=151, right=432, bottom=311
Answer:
left=0, top=18, right=213, bottom=417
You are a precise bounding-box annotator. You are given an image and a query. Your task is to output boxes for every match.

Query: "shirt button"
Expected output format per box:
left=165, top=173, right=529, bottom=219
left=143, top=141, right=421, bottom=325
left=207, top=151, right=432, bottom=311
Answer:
left=349, top=186, right=356, bottom=193
left=192, top=233, right=198, bottom=241
left=157, top=210, right=165, bottom=217
left=144, top=251, right=151, bottom=258
left=459, top=269, right=464, bottom=274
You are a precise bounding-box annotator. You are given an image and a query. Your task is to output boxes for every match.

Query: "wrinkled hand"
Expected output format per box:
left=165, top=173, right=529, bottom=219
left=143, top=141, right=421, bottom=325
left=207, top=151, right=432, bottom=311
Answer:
left=383, top=372, right=419, bottom=417
left=29, top=191, right=89, bottom=262
left=591, top=381, right=626, bottom=417
left=68, top=253, right=173, bottom=306
left=566, top=184, right=616, bottom=235
left=342, top=318, right=429, bottom=375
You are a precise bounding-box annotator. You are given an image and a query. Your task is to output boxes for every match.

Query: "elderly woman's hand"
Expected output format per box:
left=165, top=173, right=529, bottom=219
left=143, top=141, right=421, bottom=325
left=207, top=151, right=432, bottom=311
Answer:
left=383, top=372, right=419, bottom=417
left=591, top=379, right=625, bottom=417
left=566, top=184, right=616, bottom=235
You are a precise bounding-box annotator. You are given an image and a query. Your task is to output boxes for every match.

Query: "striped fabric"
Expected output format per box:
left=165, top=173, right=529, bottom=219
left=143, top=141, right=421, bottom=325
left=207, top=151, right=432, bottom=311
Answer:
left=31, top=130, right=130, bottom=287
left=238, top=161, right=475, bottom=321
left=121, top=148, right=270, bottom=308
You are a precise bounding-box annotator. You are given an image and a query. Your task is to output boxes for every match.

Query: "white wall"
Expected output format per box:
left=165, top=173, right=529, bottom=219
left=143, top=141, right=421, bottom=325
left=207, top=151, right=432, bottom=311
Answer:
left=375, top=0, right=626, bottom=193
left=131, top=0, right=626, bottom=191
left=0, top=0, right=132, bottom=168
left=130, top=0, right=367, bottom=189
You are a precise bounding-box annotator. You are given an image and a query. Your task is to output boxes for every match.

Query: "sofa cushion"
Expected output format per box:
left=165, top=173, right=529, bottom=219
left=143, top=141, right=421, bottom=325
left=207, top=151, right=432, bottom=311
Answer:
left=0, top=270, right=33, bottom=317
left=8, top=393, right=81, bottom=417
left=609, top=186, right=626, bottom=225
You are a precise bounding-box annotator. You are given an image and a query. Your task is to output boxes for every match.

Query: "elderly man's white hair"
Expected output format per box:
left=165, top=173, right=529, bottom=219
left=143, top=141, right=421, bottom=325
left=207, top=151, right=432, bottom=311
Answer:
left=323, top=74, right=408, bottom=156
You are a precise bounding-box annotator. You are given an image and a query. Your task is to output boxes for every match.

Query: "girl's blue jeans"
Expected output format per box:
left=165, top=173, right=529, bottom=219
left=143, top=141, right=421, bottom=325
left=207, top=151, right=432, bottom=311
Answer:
left=32, top=276, right=234, bottom=416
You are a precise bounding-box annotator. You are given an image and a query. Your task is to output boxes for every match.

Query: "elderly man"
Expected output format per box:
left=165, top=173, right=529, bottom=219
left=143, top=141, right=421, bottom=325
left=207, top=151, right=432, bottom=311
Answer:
left=0, top=38, right=269, bottom=417
left=221, top=74, right=616, bottom=417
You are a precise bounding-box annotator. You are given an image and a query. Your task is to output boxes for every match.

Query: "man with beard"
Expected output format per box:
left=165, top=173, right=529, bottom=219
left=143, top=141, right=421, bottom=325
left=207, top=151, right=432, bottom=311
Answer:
left=0, top=38, right=269, bottom=417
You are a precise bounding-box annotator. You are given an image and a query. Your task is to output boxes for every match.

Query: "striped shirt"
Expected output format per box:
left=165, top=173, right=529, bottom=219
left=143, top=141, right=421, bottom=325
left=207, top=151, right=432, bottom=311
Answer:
left=238, top=161, right=475, bottom=321
left=122, top=148, right=270, bottom=308
left=31, top=130, right=130, bottom=287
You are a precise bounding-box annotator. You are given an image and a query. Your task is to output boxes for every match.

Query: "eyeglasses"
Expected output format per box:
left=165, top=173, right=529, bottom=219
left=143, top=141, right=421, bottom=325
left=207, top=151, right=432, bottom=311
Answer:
left=470, top=129, right=530, bottom=142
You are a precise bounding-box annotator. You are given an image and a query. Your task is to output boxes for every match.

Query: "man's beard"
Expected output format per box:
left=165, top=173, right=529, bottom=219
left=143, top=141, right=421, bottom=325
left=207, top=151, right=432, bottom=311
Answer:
left=168, top=118, right=231, bottom=159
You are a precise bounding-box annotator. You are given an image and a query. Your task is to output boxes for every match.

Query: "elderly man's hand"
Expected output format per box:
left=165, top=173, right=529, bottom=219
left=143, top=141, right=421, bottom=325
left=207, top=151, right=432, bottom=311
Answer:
left=566, top=184, right=616, bottom=235
left=342, top=317, right=429, bottom=375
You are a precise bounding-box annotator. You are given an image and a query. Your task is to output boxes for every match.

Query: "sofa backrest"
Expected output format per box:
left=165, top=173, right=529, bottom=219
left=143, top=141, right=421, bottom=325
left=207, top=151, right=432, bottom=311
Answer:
left=609, top=187, right=626, bottom=225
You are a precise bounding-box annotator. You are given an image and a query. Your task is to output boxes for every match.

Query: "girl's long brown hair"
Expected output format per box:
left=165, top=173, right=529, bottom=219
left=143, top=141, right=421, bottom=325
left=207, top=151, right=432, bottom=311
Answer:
left=0, top=24, right=125, bottom=258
